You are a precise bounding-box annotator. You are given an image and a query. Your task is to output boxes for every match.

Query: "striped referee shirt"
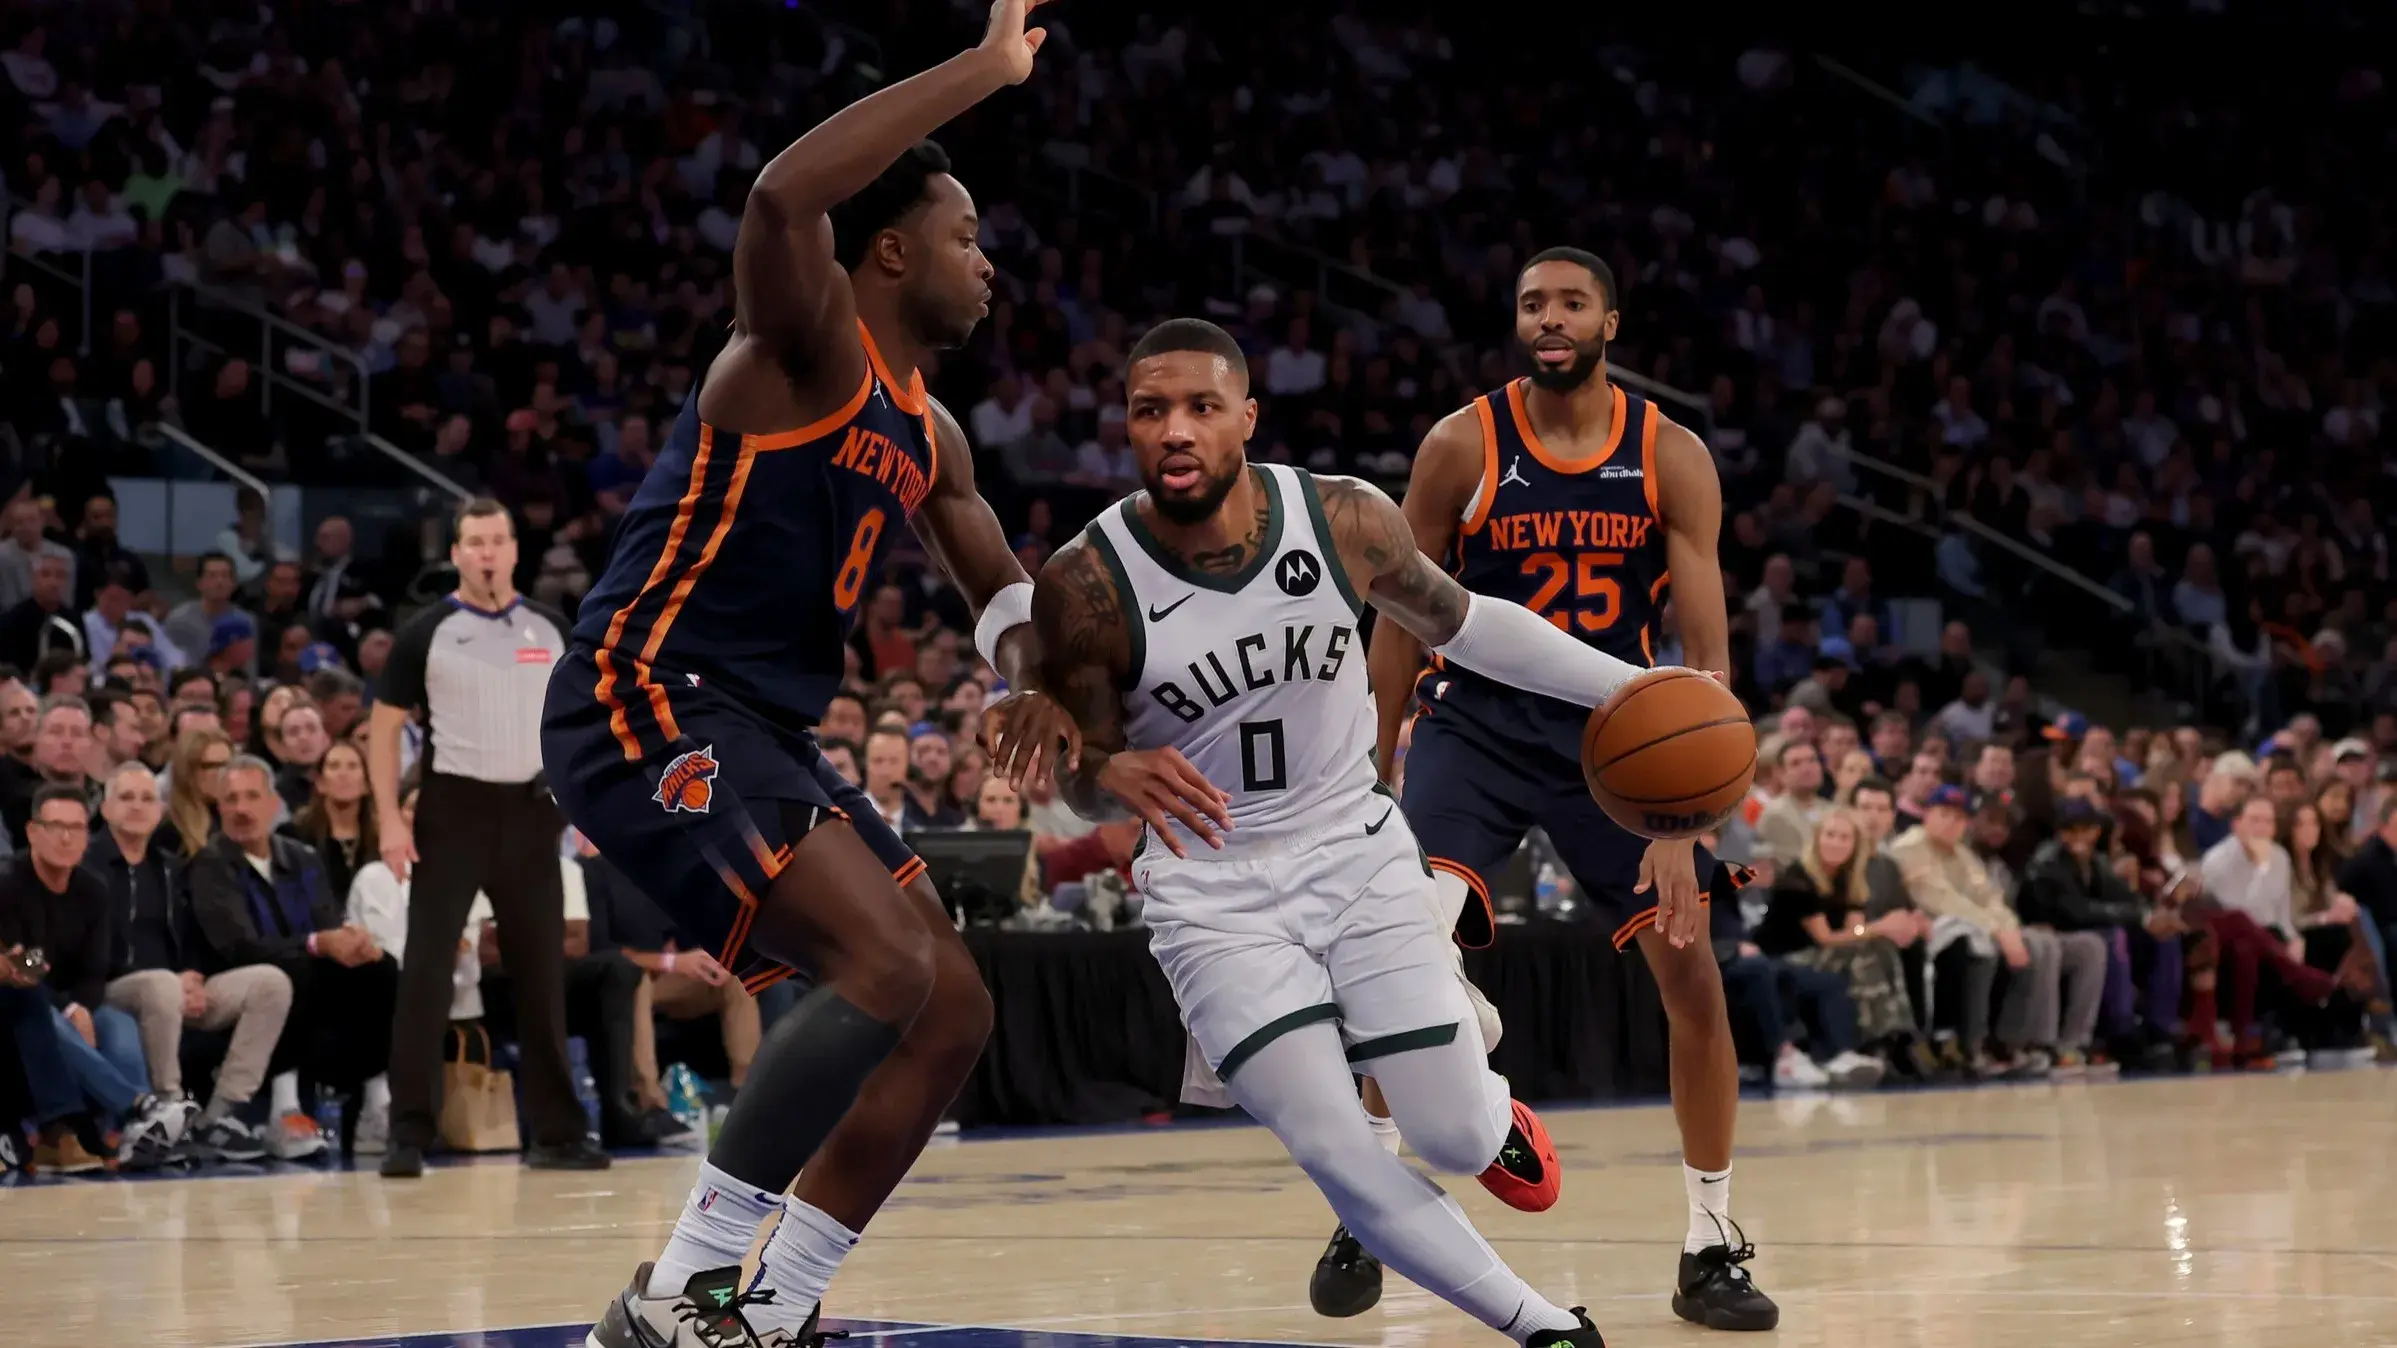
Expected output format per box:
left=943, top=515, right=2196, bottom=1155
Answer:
left=379, top=595, right=568, bottom=783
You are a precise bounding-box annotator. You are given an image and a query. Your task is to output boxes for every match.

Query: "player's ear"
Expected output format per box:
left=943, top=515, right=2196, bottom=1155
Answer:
left=1241, top=397, right=1258, bottom=441
left=1601, top=309, right=1621, bottom=342
left=867, top=227, right=907, bottom=277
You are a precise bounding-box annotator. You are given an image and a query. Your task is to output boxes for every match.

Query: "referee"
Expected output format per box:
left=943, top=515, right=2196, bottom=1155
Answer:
left=367, top=498, right=607, bottom=1177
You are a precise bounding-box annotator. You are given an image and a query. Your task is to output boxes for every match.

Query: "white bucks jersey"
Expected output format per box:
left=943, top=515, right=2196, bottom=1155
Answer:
left=1085, top=465, right=1380, bottom=848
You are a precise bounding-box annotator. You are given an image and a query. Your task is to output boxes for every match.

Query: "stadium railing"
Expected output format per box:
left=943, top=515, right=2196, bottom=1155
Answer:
left=167, top=280, right=372, bottom=437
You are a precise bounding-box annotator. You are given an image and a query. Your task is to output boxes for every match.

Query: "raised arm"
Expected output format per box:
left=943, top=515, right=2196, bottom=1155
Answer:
left=1654, top=420, right=1731, bottom=678
left=1019, top=537, right=1229, bottom=855
left=733, top=1, right=1048, bottom=354
left=1318, top=474, right=1648, bottom=708
left=1363, top=408, right=1485, bottom=780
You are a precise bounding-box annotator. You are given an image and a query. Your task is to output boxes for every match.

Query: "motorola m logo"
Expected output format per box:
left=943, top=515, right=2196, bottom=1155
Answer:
left=1276, top=550, right=1323, bottom=597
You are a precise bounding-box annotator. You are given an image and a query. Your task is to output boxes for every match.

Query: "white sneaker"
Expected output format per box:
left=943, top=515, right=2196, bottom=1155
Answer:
left=116, top=1095, right=183, bottom=1170
left=1772, top=1046, right=1831, bottom=1090
left=265, top=1112, right=329, bottom=1160
left=1823, top=1050, right=1887, bottom=1090
left=353, top=1101, right=390, bottom=1155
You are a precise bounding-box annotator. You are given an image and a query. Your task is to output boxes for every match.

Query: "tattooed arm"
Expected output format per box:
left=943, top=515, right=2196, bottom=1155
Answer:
left=1316, top=474, right=1649, bottom=706
left=1019, top=537, right=1232, bottom=854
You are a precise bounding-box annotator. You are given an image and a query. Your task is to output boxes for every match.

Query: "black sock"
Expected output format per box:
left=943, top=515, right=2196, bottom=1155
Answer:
left=706, top=986, right=904, bottom=1190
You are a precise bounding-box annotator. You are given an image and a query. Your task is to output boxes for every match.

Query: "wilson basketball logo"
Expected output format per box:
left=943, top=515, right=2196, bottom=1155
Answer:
left=654, top=745, right=721, bottom=814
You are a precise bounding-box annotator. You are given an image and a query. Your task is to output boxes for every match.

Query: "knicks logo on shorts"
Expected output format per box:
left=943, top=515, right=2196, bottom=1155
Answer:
left=654, top=745, right=720, bottom=814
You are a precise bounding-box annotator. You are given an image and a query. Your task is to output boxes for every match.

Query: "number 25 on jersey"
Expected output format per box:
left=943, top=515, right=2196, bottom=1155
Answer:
left=1521, top=551, right=1622, bottom=633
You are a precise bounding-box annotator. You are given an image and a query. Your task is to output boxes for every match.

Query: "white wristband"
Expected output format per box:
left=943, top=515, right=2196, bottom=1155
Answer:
left=974, top=581, right=1036, bottom=672
left=1431, top=594, right=1645, bottom=707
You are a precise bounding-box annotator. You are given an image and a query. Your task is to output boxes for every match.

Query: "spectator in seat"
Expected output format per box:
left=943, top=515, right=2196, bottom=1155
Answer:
left=251, top=562, right=307, bottom=668
left=69, top=496, right=148, bottom=613
left=1867, top=710, right=1913, bottom=778
left=860, top=725, right=913, bottom=833
left=2196, top=796, right=2343, bottom=1068
left=82, top=563, right=182, bottom=676
left=164, top=554, right=257, bottom=679
left=2191, top=752, right=2256, bottom=852
left=2109, top=530, right=2177, bottom=626
left=1888, top=784, right=2014, bottom=1075
left=1891, top=750, right=1944, bottom=832
left=88, top=763, right=290, bottom=1161
left=160, top=727, right=234, bottom=858
left=1753, top=602, right=1817, bottom=696
left=0, top=552, right=87, bottom=672
left=1928, top=671, right=1998, bottom=746
left=583, top=842, right=759, bottom=1094
left=2, top=696, right=96, bottom=849
left=2339, top=794, right=2397, bottom=967
left=2013, top=799, right=2138, bottom=1072
left=187, top=756, right=396, bottom=1153
left=1756, top=808, right=1928, bottom=1078
left=34, top=649, right=88, bottom=698
left=85, top=688, right=148, bottom=779
left=2173, top=543, right=2228, bottom=633
left=306, top=668, right=368, bottom=743
left=0, top=498, right=76, bottom=612
left=2286, top=800, right=2392, bottom=1052
left=283, top=742, right=376, bottom=906
left=3, top=784, right=189, bottom=1170
left=905, top=729, right=967, bottom=829
left=1755, top=738, right=1828, bottom=866
left=271, top=701, right=332, bottom=816
left=477, top=836, right=688, bottom=1148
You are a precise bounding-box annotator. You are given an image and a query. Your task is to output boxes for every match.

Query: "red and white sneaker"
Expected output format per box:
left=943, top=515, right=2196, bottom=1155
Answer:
left=265, top=1112, right=328, bottom=1160
left=1476, top=1098, right=1561, bottom=1212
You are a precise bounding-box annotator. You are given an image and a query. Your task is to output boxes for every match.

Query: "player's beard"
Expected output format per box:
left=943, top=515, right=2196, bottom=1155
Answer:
left=1146, top=456, right=1244, bottom=526
left=1522, top=333, right=1607, bottom=392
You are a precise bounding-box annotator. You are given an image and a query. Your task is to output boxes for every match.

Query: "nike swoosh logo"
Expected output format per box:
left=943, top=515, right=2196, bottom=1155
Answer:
left=1147, top=594, right=1194, bottom=622
left=1365, top=808, right=1392, bottom=835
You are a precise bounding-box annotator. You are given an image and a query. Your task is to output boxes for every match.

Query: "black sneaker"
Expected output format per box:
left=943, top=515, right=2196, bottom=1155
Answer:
left=379, top=1144, right=427, bottom=1178
left=1524, top=1305, right=1605, bottom=1345
left=586, top=1261, right=777, bottom=1348
left=187, top=1112, right=268, bottom=1163
left=1671, top=1218, right=1779, bottom=1330
left=1308, top=1222, right=1382, bottom=1317
left=529, top=1138, right=614, bottom=1170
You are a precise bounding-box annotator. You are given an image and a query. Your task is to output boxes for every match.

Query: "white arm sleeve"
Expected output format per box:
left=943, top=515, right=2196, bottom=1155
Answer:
left=1429, top=593, right=1648, bottom=708
left=973, top=581, right=1036, bottom=671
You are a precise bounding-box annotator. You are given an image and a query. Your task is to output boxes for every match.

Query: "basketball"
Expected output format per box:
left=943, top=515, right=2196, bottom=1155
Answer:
left=1580, top=668, right=1757, bottom=840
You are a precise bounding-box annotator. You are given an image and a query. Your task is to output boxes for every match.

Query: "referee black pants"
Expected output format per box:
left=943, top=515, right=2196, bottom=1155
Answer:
left=390, top=772, right=583, bottom=1152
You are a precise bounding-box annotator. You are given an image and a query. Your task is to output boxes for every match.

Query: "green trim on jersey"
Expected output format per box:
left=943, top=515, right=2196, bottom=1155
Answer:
left=1344, top=1021, right=1460, bottom=1064
left=1296, top=471, right=1365, bottom=617
left=1117, top=466, right=1287, bottom=595
left=1218, top=1001, right=1340, bottom=1079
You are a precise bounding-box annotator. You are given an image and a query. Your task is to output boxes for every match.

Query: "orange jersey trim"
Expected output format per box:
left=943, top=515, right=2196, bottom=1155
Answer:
left=743, top=375, right=873, bottom=451
left=595, top=424, right=720, bottom=760
left=627, top=433, right=764, bottom=738
left=1611, top=898, right=1711, bottom=951
left=858, top=319, right=928, bottom=415
left=1639, top=399, right=1663, bottom=519
left=1462, top=395, right=1502, bottom=536
left=1507, top=379, right=1626, bottom=475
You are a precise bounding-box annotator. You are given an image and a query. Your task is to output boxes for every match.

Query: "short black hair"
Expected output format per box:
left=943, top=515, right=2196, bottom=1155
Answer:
left=1519, top=245, right=1617, bottom=310
left=197, top=550, right=236, bottom=578
left=1850, top=775, right=1897, bottom=802
left=168, top=667, right=216, bottom=699
left=32, top=651, right=84, bottom=692
left=31, top=783, right=90, bottom=818
left=830, top=139, right=953, bottom=271
left=1128, top=317, right=1249, bottom=384
left=455, top=495, right=512, bottom=536
left=88, top=686, right=136, bottom=728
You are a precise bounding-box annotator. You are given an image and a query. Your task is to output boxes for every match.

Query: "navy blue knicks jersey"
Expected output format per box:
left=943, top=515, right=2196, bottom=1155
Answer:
left=1417, top=378, right=1674, bottom=748
left=573, top=321, right=936, bottom=750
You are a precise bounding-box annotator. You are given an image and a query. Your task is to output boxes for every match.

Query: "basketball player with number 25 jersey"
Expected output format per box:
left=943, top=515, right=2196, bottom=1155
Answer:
left=1355, top=247, right=1777, bottom=1332
left=546, top=6, right=1082, bottom=1347
left=999, top=317, right=1711, bottom=1345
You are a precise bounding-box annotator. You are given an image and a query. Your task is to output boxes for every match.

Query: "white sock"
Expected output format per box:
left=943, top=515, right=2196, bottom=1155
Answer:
left=745, top=1198, right=861, bottom=1333
left=1685, top=1163, right=1732, bottom=1254
left=1502, top=1294, right=1584, bottom=1344
left=647, top=1163, right=781, bottom=1297
left=270, top=1072, right=301, bottom=1117
left=1366, top=1109, right=1402, bottom=1157
left=362, top=1075, right=391, bottom=1113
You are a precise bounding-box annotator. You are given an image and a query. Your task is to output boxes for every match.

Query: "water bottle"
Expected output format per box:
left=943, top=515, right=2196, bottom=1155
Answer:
left=314, top=1087, right=344, bottom=1150
left=664, top=1064, right=706, bottom=1136
left=568, top=1038, right=602, bottom=1143
left=1533, top=862, right=1564, bottom=917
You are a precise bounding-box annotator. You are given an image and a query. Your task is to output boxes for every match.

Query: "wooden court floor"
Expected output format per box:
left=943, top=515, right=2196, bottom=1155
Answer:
left=6, top=1069, right=2395, bottom=1347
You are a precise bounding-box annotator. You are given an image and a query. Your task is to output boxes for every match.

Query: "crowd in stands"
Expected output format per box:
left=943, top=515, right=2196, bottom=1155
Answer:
left=4, top=1, right=2396, bottom=1168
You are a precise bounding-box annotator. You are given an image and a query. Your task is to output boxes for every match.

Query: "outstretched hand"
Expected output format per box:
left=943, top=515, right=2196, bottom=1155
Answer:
left=983, top=687, right=1084, bottom=792
left=980, top=0, right=1053, bottom=85
left=1099, top=747, right=1233, bottom=857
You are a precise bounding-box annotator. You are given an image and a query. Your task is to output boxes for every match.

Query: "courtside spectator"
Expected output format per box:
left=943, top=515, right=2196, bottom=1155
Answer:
left=88, top=763, right=291, bottom=1162
left=271, top=702, right=331, bottom=816
left=1889, top=785, right=2012, bottom=1075
left=1754, top=739, right=1828, bottom=865
left=2011, top=800, right=2127, bottom=1072
left=1757, top=809, right=1926, bottom=1077
left=187, top=755, right=396, bottom=1153
left=2196, top=796, right=2342, bottom=1067
left=283, top=742, right=377, bottom=907
left=86, top=688, right=147, bottom=778
left=2, top=697, right=97, bottom=848
left=583, top=847, right=759, bottom=1098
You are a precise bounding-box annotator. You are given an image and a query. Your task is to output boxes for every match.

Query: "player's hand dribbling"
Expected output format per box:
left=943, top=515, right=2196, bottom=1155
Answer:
left=983, top=687, right=1083, bottom=792
left=1098, top=747, right=1233, bottom=857
left=979, top=0, right=1052, bottom=85
left=1635, top=837, right=1705, bottom=948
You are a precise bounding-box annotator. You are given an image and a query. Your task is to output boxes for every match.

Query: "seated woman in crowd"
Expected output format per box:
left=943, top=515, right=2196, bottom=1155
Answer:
left=284, top=741, right=377, bottom=906
left=163, top=727, right=237, bottom=857
left=2195, top=796, right=2348, bottom=1068
left=1756, top=809, right=1929, bottom=1080
left=2285, top=800, right=2393, bottom=1054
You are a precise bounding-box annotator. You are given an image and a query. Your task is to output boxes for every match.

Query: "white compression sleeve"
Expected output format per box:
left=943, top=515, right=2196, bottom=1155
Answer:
left=1429, top=593, right=1648, bottom=707
left=973, top=581, right=1035, bottom=671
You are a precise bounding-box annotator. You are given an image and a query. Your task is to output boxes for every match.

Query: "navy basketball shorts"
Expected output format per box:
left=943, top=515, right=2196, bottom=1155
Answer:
left=1401, top=706, right=1748, bottom=951
left=542, top=648, right=922, bottom=993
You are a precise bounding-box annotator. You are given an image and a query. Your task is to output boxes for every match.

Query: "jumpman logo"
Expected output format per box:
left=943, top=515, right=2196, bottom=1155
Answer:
left=1498, top=455, right=1532, bottom=489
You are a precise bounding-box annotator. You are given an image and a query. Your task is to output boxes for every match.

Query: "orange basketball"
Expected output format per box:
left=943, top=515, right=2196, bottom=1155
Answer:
left=1580, top=668, right=1756, bottom=840
left=680, top=779, right=711, bottom=811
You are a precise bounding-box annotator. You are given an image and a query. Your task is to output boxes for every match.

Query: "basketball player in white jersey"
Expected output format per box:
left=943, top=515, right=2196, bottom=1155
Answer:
left=994, top=318, right=1679, bottom=1347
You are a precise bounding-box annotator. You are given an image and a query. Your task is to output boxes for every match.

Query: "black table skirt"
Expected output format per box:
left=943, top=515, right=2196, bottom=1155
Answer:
left=957, top=922, right=1672, bottom=1129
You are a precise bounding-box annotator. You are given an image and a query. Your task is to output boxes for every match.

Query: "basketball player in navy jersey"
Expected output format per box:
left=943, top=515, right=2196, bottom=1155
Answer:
left=544, top=6, right=1078, bottom=1345
left=1321, top=247, right=1777, bottom=1332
